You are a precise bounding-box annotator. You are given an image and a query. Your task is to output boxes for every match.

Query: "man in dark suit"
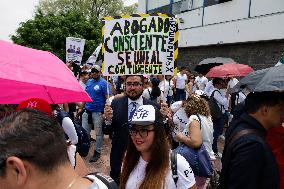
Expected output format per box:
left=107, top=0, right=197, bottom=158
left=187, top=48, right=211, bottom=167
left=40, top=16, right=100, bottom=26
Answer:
left=103, top=75, right=168, bottom=184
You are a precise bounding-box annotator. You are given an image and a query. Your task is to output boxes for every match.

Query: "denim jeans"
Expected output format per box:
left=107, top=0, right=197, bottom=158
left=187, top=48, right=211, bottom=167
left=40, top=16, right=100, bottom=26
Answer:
left=82, top=111, right=103, bottom=153
left=176, top=88, right=186, bottom=101
left=212, top=114, right=226, bottom=153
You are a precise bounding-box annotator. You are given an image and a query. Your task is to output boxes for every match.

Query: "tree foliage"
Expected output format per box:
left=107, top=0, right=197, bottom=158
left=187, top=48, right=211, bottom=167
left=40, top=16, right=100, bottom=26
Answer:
left=11, top=10, right=102, bottom=62
left=11, top=0, right=137, bottom=63
left=36, top=0, right=137, bottom=18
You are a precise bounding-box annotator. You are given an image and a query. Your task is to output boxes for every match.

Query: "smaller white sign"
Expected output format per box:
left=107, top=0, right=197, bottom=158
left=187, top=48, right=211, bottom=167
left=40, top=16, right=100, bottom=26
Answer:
left=66, top=37, right=85, bottom=65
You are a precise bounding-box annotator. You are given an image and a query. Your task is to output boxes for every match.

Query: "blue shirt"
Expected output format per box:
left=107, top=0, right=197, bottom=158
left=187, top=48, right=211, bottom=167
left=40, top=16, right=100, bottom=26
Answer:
left=85, top=77, right=108, bottom=112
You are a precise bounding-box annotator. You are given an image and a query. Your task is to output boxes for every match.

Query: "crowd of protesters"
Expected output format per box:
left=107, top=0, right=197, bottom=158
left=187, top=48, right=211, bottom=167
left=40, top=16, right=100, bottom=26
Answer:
left=0, top=62, right=283, bottom=189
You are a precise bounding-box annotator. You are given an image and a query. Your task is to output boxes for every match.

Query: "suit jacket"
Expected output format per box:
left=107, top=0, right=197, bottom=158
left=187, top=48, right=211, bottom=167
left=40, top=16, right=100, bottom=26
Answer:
left=110, top=95, right=159, bottom=150
left=108, top=95, right=159, bottom=181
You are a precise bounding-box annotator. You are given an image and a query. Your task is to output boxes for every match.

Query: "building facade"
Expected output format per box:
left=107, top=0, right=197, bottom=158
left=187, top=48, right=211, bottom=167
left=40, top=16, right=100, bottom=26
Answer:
left=138, top=0, right=284, bottom=70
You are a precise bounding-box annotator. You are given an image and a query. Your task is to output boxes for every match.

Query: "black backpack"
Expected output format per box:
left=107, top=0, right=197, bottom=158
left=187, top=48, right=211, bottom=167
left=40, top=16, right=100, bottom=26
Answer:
left=84, top=172, right=118, bottom=189
left=208, top=90, right=223, bottom=120
left=56, top=111, right=90, bottom=157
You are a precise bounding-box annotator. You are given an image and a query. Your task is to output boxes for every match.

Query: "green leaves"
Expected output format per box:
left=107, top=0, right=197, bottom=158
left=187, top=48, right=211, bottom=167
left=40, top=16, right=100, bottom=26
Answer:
left=11, top=0, right=137, bottom=63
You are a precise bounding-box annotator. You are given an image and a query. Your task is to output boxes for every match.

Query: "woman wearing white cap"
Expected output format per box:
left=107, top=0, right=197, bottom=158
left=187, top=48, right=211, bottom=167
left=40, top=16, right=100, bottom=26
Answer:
left=120, top=105, right=196, bottom=189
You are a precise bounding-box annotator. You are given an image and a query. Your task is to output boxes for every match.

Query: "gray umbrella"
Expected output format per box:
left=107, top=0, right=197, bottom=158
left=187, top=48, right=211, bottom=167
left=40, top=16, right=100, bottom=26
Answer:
left=232, top=64, right=284, bottom=92
left=194, top=57, right=236, bottom=75
left=199, top=57, right=235, bottom=65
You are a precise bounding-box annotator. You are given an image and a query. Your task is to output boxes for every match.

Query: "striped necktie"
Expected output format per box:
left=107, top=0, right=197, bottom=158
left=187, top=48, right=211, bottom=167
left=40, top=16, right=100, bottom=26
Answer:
left=128, top=102, right=137, bottom=122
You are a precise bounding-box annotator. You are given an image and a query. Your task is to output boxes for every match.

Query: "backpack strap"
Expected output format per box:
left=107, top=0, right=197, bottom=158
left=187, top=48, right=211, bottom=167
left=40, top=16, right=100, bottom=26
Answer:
left=147, top=88, right=151, bottom=98
left=211, top=89, right=224, bottom=112
left=171, top=151, right=178, bottom=186
left=195, top=114, right=202, bottom=130
left=219, top=125, right=263, bottom=188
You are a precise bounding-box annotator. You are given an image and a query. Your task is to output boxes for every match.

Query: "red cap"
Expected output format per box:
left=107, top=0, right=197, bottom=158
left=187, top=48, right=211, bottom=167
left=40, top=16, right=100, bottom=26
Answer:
left=17, top=98, right=52, bottom=116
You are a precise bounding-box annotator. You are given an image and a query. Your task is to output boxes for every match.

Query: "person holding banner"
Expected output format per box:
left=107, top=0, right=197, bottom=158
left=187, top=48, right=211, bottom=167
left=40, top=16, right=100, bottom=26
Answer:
left=103, top=75, right=171, bottom=184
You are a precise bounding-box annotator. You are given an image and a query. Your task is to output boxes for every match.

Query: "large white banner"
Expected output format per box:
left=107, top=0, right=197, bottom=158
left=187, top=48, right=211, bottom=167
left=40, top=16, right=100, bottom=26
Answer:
left=102, top=15, right=178, bottom=76
left=66, top=37, right=85, bottom=65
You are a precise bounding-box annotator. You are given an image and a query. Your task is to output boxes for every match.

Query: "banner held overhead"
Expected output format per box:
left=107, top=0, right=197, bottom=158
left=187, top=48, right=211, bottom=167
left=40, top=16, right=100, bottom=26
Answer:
left=102, top=13, right=178, bottom=76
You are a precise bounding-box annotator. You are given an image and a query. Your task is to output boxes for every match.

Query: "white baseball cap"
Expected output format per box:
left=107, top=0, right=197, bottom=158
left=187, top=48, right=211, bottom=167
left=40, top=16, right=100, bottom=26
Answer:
left=131, top=105, right=156, bottom=126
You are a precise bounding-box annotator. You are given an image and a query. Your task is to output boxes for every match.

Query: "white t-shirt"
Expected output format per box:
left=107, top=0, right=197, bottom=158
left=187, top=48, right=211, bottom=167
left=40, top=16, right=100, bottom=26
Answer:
left=79, top=80, right=86, bottom=90
left=62, top=117, right=78, bottom=145
left=142, top=87, right=163, bottom=103
left=171, top=101, right=183, bottom=113
left=194, top=76, right=208, bottom=91
left=159, top=80, right=170, bottom=102
left=212, top=88, right=229, bottom=113
left=172, top=107, right=189, bottom=142
left=168, top=79, right=174, bottom=96
left=187, top=115, right=215, bottom=160
left=227, top=78, right=239, bottom=89
left=175, top=73, right=188, bottom=89
left=125, top=153, right=196, bottom=189
left=67, top=145, right=77, bottom=168
left=234, top=91, right=246, bottom=105
left=204, top=80, right=214, bottom=97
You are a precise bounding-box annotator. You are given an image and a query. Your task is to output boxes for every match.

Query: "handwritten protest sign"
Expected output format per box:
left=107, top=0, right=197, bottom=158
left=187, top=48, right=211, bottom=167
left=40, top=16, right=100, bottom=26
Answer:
left=102, top=14, right=178, bottom=76
left=66, top=37, right=85, bottom=65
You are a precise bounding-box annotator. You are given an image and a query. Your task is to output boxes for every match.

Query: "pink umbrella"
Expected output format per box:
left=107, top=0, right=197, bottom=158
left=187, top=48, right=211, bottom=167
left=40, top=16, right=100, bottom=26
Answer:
left=206, top=63, right=253, bottom=78
left=0, top=40, right=91, bottom=104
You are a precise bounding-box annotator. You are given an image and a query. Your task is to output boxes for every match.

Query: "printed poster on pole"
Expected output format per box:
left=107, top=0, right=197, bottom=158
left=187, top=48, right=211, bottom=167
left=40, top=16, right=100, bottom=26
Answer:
left=66, top=37, right=85, bottom=65
left=102, top=13, right=178, bottom=76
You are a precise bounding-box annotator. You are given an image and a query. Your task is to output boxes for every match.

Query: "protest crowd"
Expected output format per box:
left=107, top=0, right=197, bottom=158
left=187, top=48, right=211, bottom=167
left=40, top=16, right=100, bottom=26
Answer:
left=0, top=14, right=284, bottom=189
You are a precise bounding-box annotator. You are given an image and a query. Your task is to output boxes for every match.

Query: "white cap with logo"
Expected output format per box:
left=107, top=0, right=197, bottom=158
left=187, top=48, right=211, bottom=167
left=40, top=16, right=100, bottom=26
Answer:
left=131, top=105, right=156, bottom=126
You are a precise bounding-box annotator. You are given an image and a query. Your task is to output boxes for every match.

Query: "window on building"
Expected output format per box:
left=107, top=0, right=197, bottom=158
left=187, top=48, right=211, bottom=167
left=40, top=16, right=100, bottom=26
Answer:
left=172, top=0, right=194, bottom=14
left=147, top=4, right=171, bottom=14
left=204, top=0, right=232, bottom=7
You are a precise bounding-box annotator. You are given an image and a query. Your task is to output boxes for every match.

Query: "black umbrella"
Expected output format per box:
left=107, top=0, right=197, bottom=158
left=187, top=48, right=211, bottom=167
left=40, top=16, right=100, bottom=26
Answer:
left=232, top=64, right=284, bottom=93
left=194, top=57, right=235, bottom=75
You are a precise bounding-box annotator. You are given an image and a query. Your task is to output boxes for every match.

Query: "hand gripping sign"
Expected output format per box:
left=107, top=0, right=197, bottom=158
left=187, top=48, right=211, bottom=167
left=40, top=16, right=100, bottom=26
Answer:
left=102, top=13, right=178, bottom=76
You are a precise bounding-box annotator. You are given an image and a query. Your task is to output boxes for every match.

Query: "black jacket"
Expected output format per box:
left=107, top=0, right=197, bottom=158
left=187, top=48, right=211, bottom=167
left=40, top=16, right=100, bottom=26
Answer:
left=220, top=113, right=279, bottom=189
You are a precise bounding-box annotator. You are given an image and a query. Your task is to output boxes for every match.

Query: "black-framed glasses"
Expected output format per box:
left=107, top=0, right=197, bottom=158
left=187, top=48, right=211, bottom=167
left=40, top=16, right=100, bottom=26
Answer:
left=126, top=82, right=143, bottom=87
left=129, top=128, right=155, bottom=138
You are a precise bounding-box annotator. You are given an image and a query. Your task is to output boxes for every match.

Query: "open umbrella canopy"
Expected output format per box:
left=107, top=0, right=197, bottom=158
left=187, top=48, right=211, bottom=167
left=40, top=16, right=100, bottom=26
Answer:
left=194, top=57, right=236, bottom=75
left=232, top=65, right=284, bottom=92
left=206, top=63, right=253, bottom=78
left=0, top=40, right=92, bottom=104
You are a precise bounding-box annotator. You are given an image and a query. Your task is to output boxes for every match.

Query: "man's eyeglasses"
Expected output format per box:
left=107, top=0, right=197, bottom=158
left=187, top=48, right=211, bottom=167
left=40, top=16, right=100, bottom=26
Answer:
left=129, top=128, right=155, bottom=138
left=126, top=82, right=143, bottom=87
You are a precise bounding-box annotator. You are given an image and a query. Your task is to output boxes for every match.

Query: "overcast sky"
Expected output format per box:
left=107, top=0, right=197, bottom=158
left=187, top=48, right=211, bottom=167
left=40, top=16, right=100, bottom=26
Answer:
left=0, top=0, right=137, bottom=42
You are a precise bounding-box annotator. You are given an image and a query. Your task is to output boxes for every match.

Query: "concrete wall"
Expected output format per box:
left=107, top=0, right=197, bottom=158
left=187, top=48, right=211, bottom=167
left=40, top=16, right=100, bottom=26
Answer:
left=177, top=39, right=284, bottom=70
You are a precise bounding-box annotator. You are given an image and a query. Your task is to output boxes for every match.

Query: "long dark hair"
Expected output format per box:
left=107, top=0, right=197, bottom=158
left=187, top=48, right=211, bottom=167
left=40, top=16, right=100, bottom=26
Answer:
left=120, top=112, right=170, bottom=189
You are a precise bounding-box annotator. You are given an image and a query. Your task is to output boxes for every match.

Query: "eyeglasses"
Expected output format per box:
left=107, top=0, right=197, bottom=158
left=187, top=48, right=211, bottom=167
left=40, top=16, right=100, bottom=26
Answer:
left=129, top=128, right=155, bottom=138
left=126, top=82, right=143, bottom=87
